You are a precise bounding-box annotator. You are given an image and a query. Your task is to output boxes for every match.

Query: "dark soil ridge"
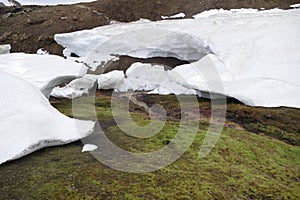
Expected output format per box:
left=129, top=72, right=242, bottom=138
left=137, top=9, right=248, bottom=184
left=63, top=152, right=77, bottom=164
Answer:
left=0, top=0, right=299, bottom=55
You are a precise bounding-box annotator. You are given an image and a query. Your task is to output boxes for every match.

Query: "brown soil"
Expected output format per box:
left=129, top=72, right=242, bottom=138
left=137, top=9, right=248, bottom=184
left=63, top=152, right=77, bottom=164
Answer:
left=89, top=56, right=189, bottom=74
left=0, top=0, right=298, bottom=56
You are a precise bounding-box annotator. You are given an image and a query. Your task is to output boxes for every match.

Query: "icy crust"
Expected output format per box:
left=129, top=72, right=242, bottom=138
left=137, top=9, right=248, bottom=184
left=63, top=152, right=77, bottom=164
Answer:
left=0, top=72, right=95, bottom=164
left=54, top=9, right=300, bottom=108
left=0, top=53, right=88, bottom=97
left=0, top=0, right=96, bottom=6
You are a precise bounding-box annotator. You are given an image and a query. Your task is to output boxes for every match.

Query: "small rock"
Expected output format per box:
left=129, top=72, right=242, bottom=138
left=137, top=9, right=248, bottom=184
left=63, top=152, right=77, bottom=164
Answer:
left=92, top=10, right=102, bottom=15
left=43, top=20, right=53, bottom=27
left=263, top=114, right=275, bottom=120
left=0, top=31, right=12, bottom=41
left=2, top=12, right=11, bottom=19
left=26, top=18, right=45, bottom=25
left=37, top=35, right=54, bottom=44
left=72, top=16, right=79, bottom=21
left=19, top=33, right=29, bottom=42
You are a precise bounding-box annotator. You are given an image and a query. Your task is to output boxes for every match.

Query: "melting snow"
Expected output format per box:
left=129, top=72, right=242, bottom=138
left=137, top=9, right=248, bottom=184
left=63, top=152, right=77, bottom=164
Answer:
left=51, top=74, right=98, bottom=99
left=1, top=7, right=300, bottom=164
left=54, top=8, right=300, bottom=108
left=82, top=144, right=98, bottom=152
left=0, top=72, right=95, bottom=164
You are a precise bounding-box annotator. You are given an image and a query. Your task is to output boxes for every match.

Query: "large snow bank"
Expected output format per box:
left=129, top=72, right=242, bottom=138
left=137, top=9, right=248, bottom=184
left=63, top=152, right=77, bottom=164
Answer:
left=56, top=28, right=213, bottom=70
left=0, top=72, right=95, bottom=164
left=0, top=0, right=96, bottom=6
left=54, top=8, right=300, bottom=108
left=0, top=53, right=88, bottom=97
left=167, top=56, right=300, bottom=108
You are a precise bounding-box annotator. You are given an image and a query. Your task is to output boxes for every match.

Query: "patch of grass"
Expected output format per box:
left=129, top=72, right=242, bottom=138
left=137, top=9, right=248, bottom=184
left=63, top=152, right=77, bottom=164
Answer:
left=51, top=95, right=113, bottom=120
left=0, top=125, right=299, bottom=199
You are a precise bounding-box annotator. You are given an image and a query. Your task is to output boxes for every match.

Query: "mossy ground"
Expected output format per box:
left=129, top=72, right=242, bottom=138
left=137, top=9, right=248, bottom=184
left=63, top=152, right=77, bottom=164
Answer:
left=0, top=93, right=299, bottom=199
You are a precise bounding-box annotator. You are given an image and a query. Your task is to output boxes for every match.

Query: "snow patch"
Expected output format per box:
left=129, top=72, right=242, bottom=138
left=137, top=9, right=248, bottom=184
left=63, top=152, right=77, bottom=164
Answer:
left=0, top=44, right=11, bottom=54
left=290, top=3, right=300, bottom=8
left=82, top=144, right=98, bottom=152
left=0, top=0, right=96, bottom=6
left=36, top=48, right=49, bottom=55
left=193, top=8, right=258, bottom=18
left=161, top=13, right=185, bottom=19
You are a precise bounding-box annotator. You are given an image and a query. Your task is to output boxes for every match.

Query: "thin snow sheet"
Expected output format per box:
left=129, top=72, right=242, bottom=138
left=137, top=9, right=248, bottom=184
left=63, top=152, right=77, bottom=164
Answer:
left=0, top=0, right=96, bottom=6
left=0, top=72, right=95, bottom=164
left=51, top=74, right=98, bottom=99
left=0, top=53, right=88, bottom=97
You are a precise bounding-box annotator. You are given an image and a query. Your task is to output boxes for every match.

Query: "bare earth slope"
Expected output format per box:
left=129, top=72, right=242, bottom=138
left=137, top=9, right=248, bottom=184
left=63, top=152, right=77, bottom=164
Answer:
left=0, top=0, right=299, bottom=55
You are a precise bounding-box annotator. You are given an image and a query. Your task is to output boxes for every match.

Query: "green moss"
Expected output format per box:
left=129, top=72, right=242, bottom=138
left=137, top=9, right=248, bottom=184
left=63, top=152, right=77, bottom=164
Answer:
left=226, top=103, right=300, bottom=145
left=0, top=94, right=299, bottom=199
